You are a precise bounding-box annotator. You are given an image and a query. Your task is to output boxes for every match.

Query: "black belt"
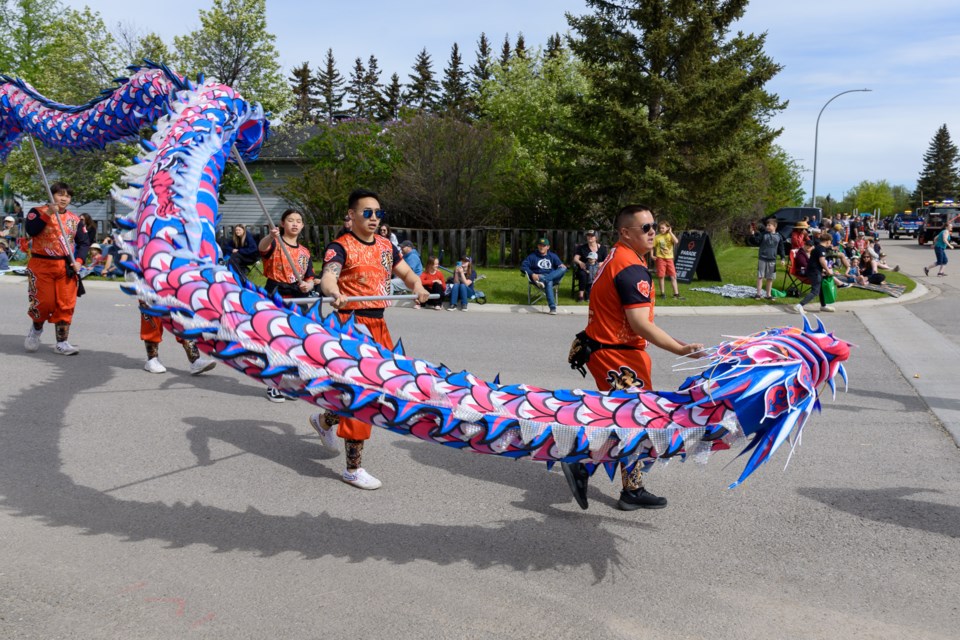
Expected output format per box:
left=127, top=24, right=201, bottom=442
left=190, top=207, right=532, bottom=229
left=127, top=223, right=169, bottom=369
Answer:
left=337, top=308, right=385, bottom=319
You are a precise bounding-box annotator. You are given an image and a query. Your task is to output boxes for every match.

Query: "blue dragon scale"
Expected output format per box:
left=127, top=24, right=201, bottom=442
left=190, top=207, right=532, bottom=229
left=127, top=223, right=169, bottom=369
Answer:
left=0, top=64, right=851, bottom=488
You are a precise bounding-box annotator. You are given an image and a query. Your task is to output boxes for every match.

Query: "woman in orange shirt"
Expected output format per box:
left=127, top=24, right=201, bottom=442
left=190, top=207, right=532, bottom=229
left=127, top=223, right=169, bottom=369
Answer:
left=419, top=255, right=446, bottom=310
left=257, top=208, right=316, bottom=402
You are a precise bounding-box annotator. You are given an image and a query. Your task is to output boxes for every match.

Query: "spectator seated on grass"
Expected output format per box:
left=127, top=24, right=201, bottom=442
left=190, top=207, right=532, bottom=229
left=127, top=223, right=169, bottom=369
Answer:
left=391, top=240, right=423, bottom=294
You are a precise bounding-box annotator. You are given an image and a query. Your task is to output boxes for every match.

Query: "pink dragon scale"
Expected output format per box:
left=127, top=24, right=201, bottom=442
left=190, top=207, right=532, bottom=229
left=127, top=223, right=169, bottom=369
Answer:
left=0, top=63, right=851, bottom=488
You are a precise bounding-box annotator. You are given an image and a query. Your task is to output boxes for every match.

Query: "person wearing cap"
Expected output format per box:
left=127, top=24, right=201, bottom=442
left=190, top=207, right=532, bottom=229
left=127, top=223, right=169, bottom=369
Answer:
left=0, top=214, right=17, bottom=239
left=562, top=204, right=705, bottom=512
left=23, top=181, right=91, bottom=356
left=86, top=243, right=109, bottom=276
left=389, top=240, right=423, bottom=297
left=831, top=223, right=844, bottom=247
left=520, top=236, right=567, bottom=314
left=572, top=230, right=607, bottom=302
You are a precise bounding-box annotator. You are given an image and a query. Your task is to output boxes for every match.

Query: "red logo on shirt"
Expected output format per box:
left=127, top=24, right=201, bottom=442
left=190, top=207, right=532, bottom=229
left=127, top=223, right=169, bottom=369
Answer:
left=324, top=248, right=337, bottom=262
left=637, top=280, right=651, bottom=298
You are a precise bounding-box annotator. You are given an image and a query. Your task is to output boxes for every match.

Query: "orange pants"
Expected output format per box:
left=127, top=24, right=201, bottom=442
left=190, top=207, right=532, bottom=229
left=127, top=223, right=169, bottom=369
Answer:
left=586, top=347, right=652, bottom=392
left=140, top=313, right=164, bottom=342
left=336, top=313, right=393, bottom=441
left=26, top=257, right=78, bottom=325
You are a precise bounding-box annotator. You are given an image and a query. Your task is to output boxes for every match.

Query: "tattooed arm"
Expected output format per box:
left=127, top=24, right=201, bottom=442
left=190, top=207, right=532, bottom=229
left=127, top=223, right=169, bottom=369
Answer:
left=320, top=262, right=347, bottom=308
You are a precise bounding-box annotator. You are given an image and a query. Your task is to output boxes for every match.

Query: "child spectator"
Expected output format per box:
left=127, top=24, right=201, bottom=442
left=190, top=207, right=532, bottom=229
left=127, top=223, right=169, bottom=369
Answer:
left=653, top=222, right=681, bottom=299
left=755, top=218, right=786, bottom=299
left=419, top=255, right=446, bottom=310
left=924, top=222, right=955, bottom=277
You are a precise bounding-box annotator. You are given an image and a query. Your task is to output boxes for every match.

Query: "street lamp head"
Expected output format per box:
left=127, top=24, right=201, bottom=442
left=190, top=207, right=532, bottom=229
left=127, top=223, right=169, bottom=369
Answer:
left=811, top=88, right=873, bottom=207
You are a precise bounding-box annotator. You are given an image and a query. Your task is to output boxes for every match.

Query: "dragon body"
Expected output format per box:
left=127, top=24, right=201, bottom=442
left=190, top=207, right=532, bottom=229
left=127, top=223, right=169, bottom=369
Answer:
left=1, top=64, right=850, bottom=488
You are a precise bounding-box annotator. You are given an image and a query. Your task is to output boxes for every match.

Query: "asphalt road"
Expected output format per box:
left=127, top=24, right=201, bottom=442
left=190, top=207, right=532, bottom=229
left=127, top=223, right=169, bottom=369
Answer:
left=0, top=242, right=958, bottom=639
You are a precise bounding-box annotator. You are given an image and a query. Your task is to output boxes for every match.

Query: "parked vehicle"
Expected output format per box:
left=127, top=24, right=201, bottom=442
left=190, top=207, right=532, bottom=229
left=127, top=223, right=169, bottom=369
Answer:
left=917, top=201, right=960, bottom=245
left=889, top=212, right=922, bottom=239
left=770, top=207, right=823, bottom=243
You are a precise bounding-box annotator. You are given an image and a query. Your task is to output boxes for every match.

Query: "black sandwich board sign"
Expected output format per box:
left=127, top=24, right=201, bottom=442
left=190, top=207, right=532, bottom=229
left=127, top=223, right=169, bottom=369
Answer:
left=674, top=231, right=721, bottom=284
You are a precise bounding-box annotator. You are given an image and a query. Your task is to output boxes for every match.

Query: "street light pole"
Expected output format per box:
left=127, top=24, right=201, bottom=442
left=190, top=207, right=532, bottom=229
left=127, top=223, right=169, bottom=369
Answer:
left=811, top=88, right=871, bottom=208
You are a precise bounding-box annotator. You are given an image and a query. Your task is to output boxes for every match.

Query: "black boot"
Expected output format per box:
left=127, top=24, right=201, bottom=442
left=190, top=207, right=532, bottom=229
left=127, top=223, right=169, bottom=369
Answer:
left=561, top=462, right=590, bottom=510
left=617, top=487, right=668, bottom=511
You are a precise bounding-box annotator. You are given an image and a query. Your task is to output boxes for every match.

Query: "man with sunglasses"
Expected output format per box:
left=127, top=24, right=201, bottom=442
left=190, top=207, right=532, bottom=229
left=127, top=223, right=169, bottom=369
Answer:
left=311, top=188, right=430, bottom=490
left=562, top=204, right=704, bottom=511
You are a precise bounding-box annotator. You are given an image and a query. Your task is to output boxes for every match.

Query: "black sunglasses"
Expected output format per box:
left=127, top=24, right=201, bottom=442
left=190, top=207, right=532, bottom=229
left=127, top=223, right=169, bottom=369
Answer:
left=360, top=208, right=385, bottom=220
left=624, top=222, right=657, bottom=234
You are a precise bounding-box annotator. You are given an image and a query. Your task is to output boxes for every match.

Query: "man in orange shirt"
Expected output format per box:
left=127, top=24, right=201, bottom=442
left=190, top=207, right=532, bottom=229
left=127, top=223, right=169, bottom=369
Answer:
left=23, top=182, right=90, bottom=355
left=310, top=188, right=430, bottom=490
left=562, top=204, right=704, bottom=511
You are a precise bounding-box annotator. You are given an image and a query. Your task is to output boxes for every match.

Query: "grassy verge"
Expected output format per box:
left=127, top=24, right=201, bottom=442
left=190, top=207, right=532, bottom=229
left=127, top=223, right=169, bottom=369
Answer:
left=9, top=245, right=914, bottom=307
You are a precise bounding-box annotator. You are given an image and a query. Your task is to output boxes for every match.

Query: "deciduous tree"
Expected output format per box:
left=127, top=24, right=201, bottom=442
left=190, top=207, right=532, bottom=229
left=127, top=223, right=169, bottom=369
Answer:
left=173, top=0, right=290, bottom=114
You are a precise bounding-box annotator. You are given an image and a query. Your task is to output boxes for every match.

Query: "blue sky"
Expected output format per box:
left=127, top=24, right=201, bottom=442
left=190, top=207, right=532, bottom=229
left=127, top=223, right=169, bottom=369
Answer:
left=72, top=0, right=960, bottom=203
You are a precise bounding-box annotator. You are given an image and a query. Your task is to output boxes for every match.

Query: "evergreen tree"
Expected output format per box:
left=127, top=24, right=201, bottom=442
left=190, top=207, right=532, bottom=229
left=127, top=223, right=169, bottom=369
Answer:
left=545, top=33, right=564, bottom=59
left=347, top=56, right=368, bottom=118
left=470, top=32, right=492, bottom=93
left=514, top=32, right=527, bottom=60
left=441, top=43, right=470, bottom=115
left=364, top=55, right=383, bottom=114
left=499, top=33, right=511, bottom=66
left=914, top=124, right=960, bottom=201
left=566, top=0, right=785, bottom=228
left=288, top=61, right=317, bottom=123
left=404, top=48, right=440, bottom=111
left=315, top=48, right=345, bottom=122
left=378, top=72, right=403, bottom=121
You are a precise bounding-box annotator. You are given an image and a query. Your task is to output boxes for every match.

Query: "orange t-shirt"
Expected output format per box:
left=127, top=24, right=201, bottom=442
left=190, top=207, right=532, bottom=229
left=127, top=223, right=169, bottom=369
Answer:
left=585, top=241, right=655, bottom=349
left=323, top=232, right=401, bottom=311
left=27, top=206, right=83, bottom=258
left=260, top=240, right=314, bottom=285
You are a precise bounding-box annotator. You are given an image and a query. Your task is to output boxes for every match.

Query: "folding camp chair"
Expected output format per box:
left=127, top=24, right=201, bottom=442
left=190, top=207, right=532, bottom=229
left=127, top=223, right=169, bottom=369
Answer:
left=779, top=248, right=811, bottom=298
left=524, top=273, right=559, bottom=306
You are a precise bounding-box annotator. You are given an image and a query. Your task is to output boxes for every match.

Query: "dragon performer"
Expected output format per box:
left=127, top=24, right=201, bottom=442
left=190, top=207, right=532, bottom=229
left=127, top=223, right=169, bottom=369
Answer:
left=0, top=63, right=850, bottom=491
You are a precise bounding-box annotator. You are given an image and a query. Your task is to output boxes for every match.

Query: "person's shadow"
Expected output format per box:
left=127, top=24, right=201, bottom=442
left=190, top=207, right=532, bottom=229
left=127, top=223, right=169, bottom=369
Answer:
left=797, top=486, right=959, bottom=538
left=184, top=416, right=338, bottom=478
left=0, top=335, right=629, bottom=581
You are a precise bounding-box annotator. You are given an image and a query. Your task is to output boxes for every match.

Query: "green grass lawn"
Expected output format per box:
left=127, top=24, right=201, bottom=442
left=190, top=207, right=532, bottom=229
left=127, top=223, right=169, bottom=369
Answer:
left=11, top=244, right=913, bottom=307
left=470, top=245, right=916, bottom=307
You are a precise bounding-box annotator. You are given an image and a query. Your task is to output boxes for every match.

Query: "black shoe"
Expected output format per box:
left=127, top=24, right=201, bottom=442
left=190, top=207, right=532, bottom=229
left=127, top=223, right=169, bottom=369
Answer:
left=617, top=488, right=668, bottom=511
left=561, top=462, right=589, bottom=510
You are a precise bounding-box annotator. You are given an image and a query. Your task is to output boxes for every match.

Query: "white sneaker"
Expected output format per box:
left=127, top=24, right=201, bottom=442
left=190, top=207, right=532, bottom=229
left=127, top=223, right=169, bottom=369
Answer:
left=308, top=413, right=340, bottom=451
left=144, top=357, right=167, bottom=374
left=793, top=303, right=805, bottom=314
left=24, top=327, right=42, bottom=353
left=266, top=387, right=286, bottom=403
left=819, top=305, right=836, bottom=313
left=341, top=467, right=382, bottom=490
left=189, top=357, right=217, bottom=376
left=54, top=341, right=79, bottom=356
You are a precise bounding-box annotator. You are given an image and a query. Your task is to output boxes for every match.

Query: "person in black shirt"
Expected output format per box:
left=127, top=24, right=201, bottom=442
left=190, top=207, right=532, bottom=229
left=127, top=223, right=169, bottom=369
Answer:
left=795, top=232, right=837, bottom=313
